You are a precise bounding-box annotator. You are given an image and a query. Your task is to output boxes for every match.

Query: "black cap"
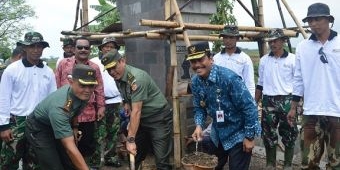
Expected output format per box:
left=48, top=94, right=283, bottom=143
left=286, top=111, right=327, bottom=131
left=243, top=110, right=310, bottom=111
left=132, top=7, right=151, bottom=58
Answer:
left=186, top=42, right=210, bottom=61
left=302, top=3, right=334, bottom=23
left=72, top=64, right=98, bottom=85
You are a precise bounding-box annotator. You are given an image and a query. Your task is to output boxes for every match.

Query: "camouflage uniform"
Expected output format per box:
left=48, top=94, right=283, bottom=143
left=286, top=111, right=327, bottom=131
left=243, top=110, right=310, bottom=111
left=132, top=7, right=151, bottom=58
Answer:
left=0, top=116, right=38, bottom=170
left=261, top=95, right=298, bottom=167
left=300, top=116, right=340, bottom=170
left=90, top=103, right=121, bottom=167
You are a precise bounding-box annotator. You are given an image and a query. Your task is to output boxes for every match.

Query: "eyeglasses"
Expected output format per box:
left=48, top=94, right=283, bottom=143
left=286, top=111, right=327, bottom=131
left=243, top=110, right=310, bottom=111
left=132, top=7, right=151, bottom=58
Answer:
left=319, top=47, right=328, bottom=64
left=76, top=46, right=90, bottom=50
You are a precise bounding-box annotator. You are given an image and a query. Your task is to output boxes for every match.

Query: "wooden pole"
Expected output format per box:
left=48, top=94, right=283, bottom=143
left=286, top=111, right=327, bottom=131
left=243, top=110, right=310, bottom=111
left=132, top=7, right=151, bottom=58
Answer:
left=276, top=0, right=293, bottom=52
left=140, top=19, right=298, bottom=32
left=61, top=29, right=298, bottom=42
left=171, top=0, right=191, bottom=47
left=73, top=0, right=81, bottom=31
left=81, top=0, right=89, bottom=32
left=258, top=0, right=267, bottom=56
left=170, top=0, right=191, bottom=168
left=280, top=0, right=308, bottom=39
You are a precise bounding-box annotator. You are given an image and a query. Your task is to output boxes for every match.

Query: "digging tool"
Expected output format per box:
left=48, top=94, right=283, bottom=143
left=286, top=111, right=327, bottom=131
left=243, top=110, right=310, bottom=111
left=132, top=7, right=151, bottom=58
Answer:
left=129, top=153, right=135, bottom=170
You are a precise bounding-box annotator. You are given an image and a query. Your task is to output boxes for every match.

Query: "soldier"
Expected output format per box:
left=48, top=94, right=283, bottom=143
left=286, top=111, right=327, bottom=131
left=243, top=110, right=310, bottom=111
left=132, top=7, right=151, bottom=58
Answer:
left=0, top=31, right=57, bottom=169
left=287, top=3, right=340, bottom=169
left=255, top=28, right=298, bottom=170
left=26, top=64, right=97, bottom=170
left=101, top=49, right=173, bottom=170
left=214, top=25, right=255, bottom=97
left=55, top=37, right=105, bottom=169
left=90, top=37, right=123, bottom=167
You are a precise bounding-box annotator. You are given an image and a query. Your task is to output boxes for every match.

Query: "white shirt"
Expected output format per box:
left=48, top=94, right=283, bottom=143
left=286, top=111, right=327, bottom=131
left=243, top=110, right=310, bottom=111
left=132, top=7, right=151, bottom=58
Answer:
left=213, top=48, right=255, bottom=97
left=0, top=59, right=57, bottom=125
left=293, top=31, right=340, bottom=117
left=257, top=51, right=295, bottom=96
left=91, top=57, right=122, bottom=104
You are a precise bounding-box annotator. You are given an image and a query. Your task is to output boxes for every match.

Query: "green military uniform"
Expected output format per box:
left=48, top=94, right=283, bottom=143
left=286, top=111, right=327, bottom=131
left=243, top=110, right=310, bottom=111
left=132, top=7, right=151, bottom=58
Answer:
left=101, top=50, right=173, bottom=170
left=25, top=64, right=97, bottom=170
left=26, top=85, right=87, bottom=170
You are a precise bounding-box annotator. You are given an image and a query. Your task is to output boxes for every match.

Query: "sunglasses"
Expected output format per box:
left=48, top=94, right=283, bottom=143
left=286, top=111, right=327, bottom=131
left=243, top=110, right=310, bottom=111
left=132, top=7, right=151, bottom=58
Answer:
left=318, top=47, right=328, bottom=64
left=76, top=45, right=90, bottom=50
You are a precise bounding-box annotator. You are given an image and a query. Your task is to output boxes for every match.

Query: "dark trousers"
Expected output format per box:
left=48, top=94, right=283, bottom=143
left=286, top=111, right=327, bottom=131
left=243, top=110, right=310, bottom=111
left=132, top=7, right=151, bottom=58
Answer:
left=77, top=121, right=96, bottom=157
left=214, top=142, right=251, bottom=170
left=25, top=117, right=75, bottom=170
left=134, top=109, right=173, bottom=170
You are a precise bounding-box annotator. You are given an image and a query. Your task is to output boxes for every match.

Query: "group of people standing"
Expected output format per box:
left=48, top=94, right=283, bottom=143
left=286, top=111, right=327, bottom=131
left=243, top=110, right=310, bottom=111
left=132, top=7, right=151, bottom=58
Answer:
left=188, top=2, right=340, bottom=170
left=0, top=2, right=339, bottom=170
left=0, top=30, right=173, bottom=169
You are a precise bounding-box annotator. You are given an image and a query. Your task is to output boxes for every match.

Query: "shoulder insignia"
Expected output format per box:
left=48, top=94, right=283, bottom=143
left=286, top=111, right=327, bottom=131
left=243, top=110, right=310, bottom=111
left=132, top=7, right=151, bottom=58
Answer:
left=63, top=99, right=73, bottom=112
left=127, top=72, right=136, bottom=85
left=131, top=82, right=138, bottom=92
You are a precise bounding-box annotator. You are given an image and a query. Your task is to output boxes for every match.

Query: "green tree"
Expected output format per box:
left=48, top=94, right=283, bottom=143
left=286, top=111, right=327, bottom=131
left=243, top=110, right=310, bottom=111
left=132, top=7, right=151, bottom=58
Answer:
left=89, top=0, right=120, bottom=32
left=0, top=0, right=35, bottom=60
left=210, top=0, right=236, bottom=53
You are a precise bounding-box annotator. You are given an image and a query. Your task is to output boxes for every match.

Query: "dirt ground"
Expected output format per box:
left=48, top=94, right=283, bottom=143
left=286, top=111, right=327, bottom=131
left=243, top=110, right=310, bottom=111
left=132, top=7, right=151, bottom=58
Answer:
left=100, top=152, right=301, bottom=170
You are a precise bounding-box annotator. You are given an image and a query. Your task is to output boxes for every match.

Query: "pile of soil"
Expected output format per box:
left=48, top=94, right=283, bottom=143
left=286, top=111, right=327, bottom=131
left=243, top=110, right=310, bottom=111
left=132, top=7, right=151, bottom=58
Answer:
left=181, top=152, right=218, bottom=168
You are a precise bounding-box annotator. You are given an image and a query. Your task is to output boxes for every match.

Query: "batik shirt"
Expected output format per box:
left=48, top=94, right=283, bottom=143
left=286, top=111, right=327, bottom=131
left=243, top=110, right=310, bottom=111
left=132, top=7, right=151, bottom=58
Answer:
left=191, top=64, right=261, bottom=150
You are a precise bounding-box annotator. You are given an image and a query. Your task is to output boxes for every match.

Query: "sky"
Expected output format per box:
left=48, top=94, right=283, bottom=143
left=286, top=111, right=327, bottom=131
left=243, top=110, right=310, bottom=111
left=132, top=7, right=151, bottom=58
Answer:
left=24, top=0, right=339, bottom=58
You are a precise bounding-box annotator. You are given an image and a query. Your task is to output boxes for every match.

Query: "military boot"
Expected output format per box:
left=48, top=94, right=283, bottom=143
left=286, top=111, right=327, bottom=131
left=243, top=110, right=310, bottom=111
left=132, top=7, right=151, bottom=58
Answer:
left=283, top=147, right=294, bottom=169
left=265, top=145, right=277, bottom=167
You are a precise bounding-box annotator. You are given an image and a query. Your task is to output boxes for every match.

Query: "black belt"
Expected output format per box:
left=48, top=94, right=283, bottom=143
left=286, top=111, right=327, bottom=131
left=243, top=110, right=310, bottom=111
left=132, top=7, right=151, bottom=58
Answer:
left=105, top=94, right=120, bottom=100
left=264, top=94, right=291, bottom=100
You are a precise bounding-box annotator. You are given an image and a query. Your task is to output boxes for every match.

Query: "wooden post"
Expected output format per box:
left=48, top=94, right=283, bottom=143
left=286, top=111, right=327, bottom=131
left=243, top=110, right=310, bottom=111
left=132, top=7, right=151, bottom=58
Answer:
left=280, top=0, right=308, bottom=39
left=258, top=0, right=267, bottom=56
left=81, top=0, right=89, bottom=32
left=170, top=0, right=191, bottom=168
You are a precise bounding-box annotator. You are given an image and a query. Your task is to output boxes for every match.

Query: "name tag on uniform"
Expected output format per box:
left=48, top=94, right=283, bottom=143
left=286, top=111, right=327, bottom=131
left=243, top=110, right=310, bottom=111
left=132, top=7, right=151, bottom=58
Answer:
left=216, top=110, right=224, bottom=122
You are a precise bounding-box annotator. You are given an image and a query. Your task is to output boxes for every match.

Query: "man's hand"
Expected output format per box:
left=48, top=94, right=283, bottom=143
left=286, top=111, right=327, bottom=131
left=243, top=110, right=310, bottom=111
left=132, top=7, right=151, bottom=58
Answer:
left=124, top=103, right=131, bottom=117
left=191, top=126, right=203, bottom=142
left=126, top=142, right=137, bottom=156
left=243, top=138, right=255, bottom=153
left=97, top=107, right=105, bottom=121
left=287, top=109, right=296, bottom=127
left=0, top=129, right=14, bottom=143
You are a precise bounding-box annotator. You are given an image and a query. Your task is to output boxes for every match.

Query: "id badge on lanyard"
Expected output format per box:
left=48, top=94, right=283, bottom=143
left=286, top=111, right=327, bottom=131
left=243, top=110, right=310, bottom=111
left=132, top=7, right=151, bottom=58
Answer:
left=216, top=110, right=224, bottom=122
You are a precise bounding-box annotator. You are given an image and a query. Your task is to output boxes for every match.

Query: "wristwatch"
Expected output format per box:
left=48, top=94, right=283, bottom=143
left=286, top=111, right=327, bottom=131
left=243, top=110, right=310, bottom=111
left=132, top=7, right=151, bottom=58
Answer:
left=127, top=136, right=135, bottom=143
left=245, top=136, right=254, bottom=141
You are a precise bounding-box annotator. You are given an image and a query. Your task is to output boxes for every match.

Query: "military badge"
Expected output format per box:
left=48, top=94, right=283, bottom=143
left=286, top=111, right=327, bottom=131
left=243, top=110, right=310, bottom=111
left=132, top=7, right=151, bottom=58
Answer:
left=131, top=82, right=138, bottom=92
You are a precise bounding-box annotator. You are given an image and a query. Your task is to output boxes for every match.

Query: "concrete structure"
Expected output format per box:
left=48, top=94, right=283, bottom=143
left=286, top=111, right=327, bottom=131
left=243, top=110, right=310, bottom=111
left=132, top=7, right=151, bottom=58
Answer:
left=116, top=0, right=217, bottom=92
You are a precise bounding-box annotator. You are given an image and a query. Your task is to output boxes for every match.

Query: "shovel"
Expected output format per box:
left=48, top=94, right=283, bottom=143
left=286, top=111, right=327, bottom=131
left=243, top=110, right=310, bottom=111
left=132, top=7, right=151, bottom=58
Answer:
left=129, top=153, right=135, bottom=170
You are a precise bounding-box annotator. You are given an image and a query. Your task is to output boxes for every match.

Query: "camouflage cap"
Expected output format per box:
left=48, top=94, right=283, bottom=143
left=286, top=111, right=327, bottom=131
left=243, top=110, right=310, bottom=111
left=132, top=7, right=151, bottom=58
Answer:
left=16, top=31, right=50, bottom=48
left=72, top=64, right=98, bottom=85
left=302, top=3, right=334, bottom=23
left=101, top=49, right=122, bottom=70
left=98, top=37, right=120, bottom=50
left=264, top=28, right=287, bottom=42
left=63, top=38, right=74, bottom=47
left=186, top=42, right=210, bottom=61
left=219, top=25, right=242, bottom=38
